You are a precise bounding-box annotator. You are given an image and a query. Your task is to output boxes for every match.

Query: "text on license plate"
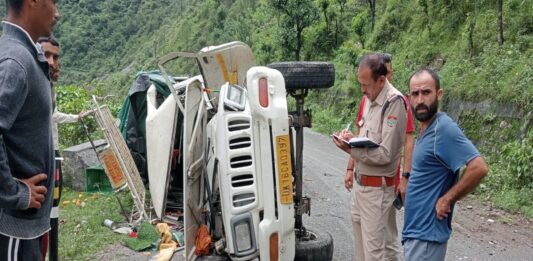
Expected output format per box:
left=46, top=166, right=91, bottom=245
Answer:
left=276, top=135, right=293, bottom=204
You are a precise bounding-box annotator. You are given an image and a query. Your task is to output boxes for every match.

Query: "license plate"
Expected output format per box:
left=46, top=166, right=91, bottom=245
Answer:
left=276, top=135, right=293, bottom=204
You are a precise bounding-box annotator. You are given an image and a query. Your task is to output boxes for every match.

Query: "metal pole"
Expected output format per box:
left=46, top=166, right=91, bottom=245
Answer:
left=294, top=94, right=305, bottom=231
left=48, top=153, right=62, bottom=261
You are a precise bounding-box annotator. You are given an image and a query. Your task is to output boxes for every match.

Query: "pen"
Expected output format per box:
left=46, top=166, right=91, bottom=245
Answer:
left=344, top=122, right=352, bottom=131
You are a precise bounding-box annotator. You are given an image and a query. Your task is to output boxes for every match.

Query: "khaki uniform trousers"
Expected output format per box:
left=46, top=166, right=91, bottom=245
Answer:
left=351, top=180, right=396, bottom=261
left=385, top=205, right=401, bottom=260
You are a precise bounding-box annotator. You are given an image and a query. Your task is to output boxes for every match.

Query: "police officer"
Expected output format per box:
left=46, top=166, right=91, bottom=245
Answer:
left=333, top=53, right=408, bottom=261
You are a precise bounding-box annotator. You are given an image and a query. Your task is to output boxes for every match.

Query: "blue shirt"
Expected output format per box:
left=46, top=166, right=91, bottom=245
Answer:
left=402, top=112, right=480, bottom=243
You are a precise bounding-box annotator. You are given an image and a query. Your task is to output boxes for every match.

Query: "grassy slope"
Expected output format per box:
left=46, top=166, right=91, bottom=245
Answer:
left=58, top=189, right=133, bottom=260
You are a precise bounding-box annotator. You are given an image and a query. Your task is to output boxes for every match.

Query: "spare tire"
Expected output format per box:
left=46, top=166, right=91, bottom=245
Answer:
left=294, top=228, right=334, bottom=261
left=268, top=62, right=335, bottom=91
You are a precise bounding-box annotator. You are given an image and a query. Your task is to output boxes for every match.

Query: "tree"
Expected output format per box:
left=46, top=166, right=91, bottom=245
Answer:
left=498, top=0, right=504, bottom=45
left=270, top=0, right=318, bottom=60
left=334, top=0, right=347, bottom=46
left=419, top=0, right=432, bottom=37
left=319, top=0, right=330, bottom=33
left=366, top=0, right=376, bottom=31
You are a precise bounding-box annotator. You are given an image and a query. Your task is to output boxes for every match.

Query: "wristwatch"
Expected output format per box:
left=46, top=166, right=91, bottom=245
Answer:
left=402, top=172, right=410, bottom=178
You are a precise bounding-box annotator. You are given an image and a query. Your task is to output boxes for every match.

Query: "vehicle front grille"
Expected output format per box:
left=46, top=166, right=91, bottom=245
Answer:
left=228, top=119, right=250, bottom=132
left=230, top=155, right=252, bottom=168
left=232, top=193, right=255, bottom=207
left=229, top=137, right=252, bottom=150
left=231, top=174, right=254, bottom=188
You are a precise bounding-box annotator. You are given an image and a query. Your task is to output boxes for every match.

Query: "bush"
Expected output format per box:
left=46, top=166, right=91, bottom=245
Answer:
left=482, top=130, right=533, bottom=218
left=55, top=85, right=102, bottom=149
left=492, top=188, right=533, bottom=218
left=498, top=130, right=533, bottom=189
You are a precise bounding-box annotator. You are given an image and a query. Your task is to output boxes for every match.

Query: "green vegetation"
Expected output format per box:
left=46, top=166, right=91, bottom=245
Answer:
left=483, top=129, right=533, bottom=217
left=54, top=85, right=123, bottom=149
left=58, top=189, right=133, bottom=260
left=49, top=0, right=532, bottom=218
left=1, top=0, right=530, bottom=217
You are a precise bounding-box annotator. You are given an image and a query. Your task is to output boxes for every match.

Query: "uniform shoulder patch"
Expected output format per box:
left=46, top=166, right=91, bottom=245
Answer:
left=386, top=115, right=398, bottom=127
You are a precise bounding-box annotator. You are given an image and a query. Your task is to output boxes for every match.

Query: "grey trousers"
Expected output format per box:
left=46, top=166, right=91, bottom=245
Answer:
left=404, top=239, right=447, bottom=261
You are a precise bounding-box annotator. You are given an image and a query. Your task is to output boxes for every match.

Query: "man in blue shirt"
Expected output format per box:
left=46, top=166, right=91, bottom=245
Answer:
left=402, top=68, right=489, bottom=260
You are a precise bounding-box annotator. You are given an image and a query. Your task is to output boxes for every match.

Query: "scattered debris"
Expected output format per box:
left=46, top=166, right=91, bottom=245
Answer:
left=172, top=230, right=185, bottom=247
left=104, top=219, right=117, bottom=230
left=128, top=230, right=138, bottom=238
left=74, top=223, right=81, bottom=234
left=195, top=224, right=212, bottom=256
left=113, top=227, right=133, bottom=235
left=154, top=223, right=178, bottom=261
left=124, top=221, right=160, bottom=251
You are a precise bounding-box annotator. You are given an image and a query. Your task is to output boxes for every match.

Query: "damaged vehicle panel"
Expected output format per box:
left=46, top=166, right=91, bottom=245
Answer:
left=137, top=41, right=335, bottom=260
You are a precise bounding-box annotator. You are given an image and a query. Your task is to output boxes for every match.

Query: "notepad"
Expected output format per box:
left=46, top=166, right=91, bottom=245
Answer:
left=348, top=137, right=379, bottom=148
left=332, top=134, right=379, bottom=148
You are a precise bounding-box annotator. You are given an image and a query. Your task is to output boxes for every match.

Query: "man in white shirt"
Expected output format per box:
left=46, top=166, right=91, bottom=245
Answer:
left=37, top=36, right=85, bottom=261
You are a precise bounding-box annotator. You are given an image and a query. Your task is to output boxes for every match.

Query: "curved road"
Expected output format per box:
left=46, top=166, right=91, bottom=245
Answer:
left=301, top=129, right=533, bottom=261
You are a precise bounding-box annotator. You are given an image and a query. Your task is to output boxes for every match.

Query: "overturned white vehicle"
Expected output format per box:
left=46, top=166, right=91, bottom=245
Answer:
left=146, top=42, right=335, bottom=260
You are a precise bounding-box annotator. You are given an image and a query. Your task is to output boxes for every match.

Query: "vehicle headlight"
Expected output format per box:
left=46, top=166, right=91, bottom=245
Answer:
left=223, top=83, right=246, bottom=111
left=231, top=213, right=256, bottom=256
left=235, top=222, right=252, bottom=251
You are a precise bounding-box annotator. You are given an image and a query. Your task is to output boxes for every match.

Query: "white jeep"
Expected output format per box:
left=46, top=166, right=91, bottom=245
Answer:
left=146, top=42, right=334, bottom=260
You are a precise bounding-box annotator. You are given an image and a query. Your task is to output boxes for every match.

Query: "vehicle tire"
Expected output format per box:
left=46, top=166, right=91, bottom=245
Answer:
left=294, top=228, right=334, bottom=261
left=267, top=62, right=335, bottom=91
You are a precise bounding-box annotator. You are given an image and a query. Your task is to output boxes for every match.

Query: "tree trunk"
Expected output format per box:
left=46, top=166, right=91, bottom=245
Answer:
left=367, top=0, right=376, bottom=31
left=468, top=17, right=476, bottom=56
left=498, top=0, right=504, bottom=45
left=420, top=0, right=431, bottom=37
left=296, top=28, right=302, bottom=61
left=320, top=0, right=330, bottom=33
left=335, top=18, right=339, bottom=46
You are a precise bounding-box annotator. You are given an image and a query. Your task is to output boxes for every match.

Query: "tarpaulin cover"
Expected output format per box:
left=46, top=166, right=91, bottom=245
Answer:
left=117, top=71, right=174, bottom=184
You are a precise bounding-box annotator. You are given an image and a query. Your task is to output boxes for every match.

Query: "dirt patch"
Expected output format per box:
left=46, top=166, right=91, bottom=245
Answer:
left=447, top=196, right=533, bottom=260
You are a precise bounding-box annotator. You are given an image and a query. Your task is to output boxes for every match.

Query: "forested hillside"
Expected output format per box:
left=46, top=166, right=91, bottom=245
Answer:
left=2, top=1, right=530, bottom=104
left=1, top=0, right=531, bottom=215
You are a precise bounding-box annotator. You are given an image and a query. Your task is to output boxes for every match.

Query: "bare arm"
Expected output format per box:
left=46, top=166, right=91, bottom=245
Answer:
left=435, top=156, right=489, bottom=219
left=345, top=157, right=355, bottom=191
left=398, top=132, right=414, bottom=201
left=402, top=133, right=414, bottom=172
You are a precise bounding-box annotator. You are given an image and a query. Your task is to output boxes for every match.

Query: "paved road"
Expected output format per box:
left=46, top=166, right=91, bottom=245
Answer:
left=97, top=128, right=533, bottom=261
left=301, top=129, right=533, bottom=261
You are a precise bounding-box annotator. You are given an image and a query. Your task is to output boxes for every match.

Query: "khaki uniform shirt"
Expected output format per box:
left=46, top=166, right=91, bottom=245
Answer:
left=351, top=81, right=408, bottom=177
